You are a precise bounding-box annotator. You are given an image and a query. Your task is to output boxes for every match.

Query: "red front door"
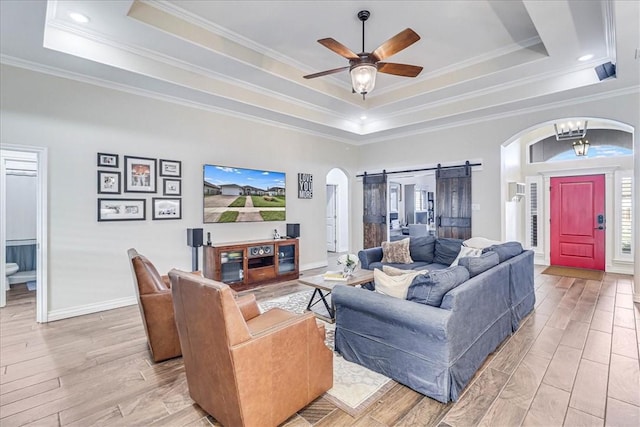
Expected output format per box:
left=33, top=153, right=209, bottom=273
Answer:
left=550, top=175, right=605, bottom=270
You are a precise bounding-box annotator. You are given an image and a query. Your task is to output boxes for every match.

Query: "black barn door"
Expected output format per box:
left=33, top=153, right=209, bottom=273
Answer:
left=436, top=163, right=472, bottom=239
left=363, top=173, right=387, bottom=248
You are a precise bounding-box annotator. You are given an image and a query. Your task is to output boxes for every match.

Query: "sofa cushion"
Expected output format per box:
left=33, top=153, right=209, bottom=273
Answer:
left=369, top=261, right=429, bottom=271
left=374, top=267, right=429, bottom=299
left=406, top=265, right=469, bottom=307
left=433, top=238, right=463, bottom=266
left=409, top=236, right=436, bottom=263
left=450, top=246, right=483, bottom=266
left=463, top=236, right=502, bottom=249
left=483, top=241, right=524, bottom=263
left=459, top=251, right=500, bottom=277
left=381, top=238, right=413, bottom=264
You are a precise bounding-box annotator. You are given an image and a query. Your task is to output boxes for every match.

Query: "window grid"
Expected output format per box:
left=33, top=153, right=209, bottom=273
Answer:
left=620, top=176, right=632, bottom=255
left=529, top=182, right=538, bottom=248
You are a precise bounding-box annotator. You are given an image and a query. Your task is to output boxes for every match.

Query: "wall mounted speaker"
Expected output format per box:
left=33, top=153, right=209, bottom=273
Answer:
left=187, top=228, right=203, bottom=247
left=286, top=223, right=300, bottom=238
left=595, top=62, right=616, bottom=81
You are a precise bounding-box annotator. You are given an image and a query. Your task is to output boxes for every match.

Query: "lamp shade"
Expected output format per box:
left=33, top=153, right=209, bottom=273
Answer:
left=350, top=63, right=377, bottom=95
left=572, top=139, right=590, bottom=156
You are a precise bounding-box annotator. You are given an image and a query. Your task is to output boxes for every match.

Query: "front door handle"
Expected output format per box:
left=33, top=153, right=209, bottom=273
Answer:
left=595, top=226, right=605, bottom=230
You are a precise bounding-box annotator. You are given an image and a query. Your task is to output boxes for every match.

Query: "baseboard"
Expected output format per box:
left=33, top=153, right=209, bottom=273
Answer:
left=47, top=296, right=137, bottom=322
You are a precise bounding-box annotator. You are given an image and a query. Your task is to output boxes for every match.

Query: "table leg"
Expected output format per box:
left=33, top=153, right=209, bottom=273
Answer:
left=306, top=288, right=335, bottom=321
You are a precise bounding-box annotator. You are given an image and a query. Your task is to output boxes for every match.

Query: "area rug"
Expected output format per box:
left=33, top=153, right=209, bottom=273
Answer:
left=542, top=265, right=604, bottom=281
left=259, top=291, right=395, bottom=417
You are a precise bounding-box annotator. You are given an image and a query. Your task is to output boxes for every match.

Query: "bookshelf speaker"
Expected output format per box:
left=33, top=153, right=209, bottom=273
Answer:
left=286, top=223, right=300, bottom=238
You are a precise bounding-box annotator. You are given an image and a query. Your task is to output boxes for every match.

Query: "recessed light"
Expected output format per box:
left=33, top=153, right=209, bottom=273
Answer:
left=578, top=54, right=594, bottom=62
left=360, top=115, right=367, bottom=120
left=69, top=12, right=90, bottom=24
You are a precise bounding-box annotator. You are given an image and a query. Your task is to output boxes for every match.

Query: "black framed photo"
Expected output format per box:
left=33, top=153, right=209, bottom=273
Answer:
left=97, top=198, right=146, bottom=221
left=163, top=178, right=181, bottom=196
left=124, top=155, right=157, bottom=193
left=97, top=152, right=119, bottom=168
left=159, top=159, right=181, bottom=177
left=97, top=170, right=121, bottom=194
left=152, top=197, right=182, bottom=220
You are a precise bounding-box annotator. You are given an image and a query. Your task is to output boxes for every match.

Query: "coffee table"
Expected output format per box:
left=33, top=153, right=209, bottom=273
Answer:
left=299, top=268, right=374, bottom=323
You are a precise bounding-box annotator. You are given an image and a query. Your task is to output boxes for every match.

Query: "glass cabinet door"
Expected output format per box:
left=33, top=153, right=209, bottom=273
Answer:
left=277, top=244, right=296, bottom=274
left=220, top=249, right=244, bottom=283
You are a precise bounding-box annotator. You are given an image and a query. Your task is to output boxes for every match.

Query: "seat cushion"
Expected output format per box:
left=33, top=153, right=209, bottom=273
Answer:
left=374, top=267, right=429, bottom=299
left=406, top=266, right=469, bottom=307
left=246, top=308, right=298, bottom=335
left=369, top=261, right=430, bottom=271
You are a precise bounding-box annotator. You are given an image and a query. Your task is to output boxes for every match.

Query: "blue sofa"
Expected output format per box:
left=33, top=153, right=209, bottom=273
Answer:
left=334, top=239, right=535, bottom=403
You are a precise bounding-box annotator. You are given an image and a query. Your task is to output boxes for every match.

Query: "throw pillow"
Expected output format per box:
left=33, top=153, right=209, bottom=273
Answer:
left=374, top=268, right=427, bottom=299
left=433, top=238, right=463, bottom=266
left=406, top=266, right=470, bottom=307
left=450, top=246, right=483, bottom=266
left=409, top=235, right=436, bottom=263
left=381, top=238, right=413, bottom=264
left=459, top=251, right=500, bottom=277
left=482, top=241, right=524, bottom=263
left=463, top=236, right=502, bottom=249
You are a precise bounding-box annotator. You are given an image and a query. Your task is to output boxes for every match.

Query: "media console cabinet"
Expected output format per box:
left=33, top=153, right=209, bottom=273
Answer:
left=203, top=238, right=299, bottom=289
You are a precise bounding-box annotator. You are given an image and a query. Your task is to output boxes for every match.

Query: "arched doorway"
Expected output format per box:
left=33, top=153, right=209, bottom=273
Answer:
left=326, top=168, right=349, bottom=257
left=500, top=118, right=634, bottom=274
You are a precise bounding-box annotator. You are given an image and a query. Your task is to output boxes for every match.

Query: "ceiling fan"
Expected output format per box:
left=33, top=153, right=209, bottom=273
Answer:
left=303, top=10, right=423, bottom=99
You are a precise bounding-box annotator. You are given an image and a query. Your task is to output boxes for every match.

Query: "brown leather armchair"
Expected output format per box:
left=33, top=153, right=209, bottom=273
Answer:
left=169, top=269, right=333, bottom=427
left=128, top=248, right=182, bottom=363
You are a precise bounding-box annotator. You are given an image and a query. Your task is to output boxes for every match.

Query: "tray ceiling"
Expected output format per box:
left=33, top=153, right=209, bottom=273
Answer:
left=1, top=0, right=638, bottom=144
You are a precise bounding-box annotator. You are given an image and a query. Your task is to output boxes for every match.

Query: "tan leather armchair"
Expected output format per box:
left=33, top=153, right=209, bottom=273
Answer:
left=128, top=248, right=182, bottom=363
left=169, top=269, right=333, bottom=427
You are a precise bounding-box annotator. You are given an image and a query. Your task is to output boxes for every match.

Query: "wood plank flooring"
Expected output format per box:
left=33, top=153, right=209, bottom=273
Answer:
left=1, top=265, right=639, bottom=426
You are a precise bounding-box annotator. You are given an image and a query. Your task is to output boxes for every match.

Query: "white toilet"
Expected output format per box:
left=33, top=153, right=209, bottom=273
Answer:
left=5, top=262, right=19, bottom=290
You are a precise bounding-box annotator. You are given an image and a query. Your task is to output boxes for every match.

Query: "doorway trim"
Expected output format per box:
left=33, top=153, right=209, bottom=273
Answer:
left=0, top=144, right=48, bottom=322
left=540, top=166, right=616, bottom=272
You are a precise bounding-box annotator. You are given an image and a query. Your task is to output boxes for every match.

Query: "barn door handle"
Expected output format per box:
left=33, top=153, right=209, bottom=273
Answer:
left=437, top=216, right=441, bottom=227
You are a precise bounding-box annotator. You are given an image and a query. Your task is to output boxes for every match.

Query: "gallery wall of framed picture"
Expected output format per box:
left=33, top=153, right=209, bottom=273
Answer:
left=96, top=152, right=182, bottom=222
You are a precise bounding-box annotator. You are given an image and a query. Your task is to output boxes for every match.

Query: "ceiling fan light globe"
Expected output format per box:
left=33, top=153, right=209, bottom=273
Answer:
left=350, top=64, right=377, bottom=95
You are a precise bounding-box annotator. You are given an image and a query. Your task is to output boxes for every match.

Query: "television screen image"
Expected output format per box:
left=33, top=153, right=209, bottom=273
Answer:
left=203, top=164, right=286, bottom=223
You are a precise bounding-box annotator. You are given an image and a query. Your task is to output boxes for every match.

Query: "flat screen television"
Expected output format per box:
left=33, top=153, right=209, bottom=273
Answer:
left=203, top=164, right=286, bottom=223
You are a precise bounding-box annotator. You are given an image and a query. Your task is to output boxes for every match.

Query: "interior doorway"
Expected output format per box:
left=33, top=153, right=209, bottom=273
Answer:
left=550, top=174, right=606, bottom=270
left=326, top=168, right=349, bottom=256
left=0, top=146, right=48, bottom=322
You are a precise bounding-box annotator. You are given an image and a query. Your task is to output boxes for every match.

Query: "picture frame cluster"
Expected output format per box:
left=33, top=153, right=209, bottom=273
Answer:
left=97, top=153, right=182, bottom=221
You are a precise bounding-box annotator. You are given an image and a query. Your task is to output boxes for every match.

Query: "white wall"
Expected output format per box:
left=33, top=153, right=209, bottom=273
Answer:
left=0, top=65, right=359, bottom=316
left=326, top=168, right=349, bottom=252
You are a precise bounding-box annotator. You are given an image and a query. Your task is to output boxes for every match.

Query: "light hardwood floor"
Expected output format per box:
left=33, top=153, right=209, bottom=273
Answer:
left=1, top=266, right=639, bottom=426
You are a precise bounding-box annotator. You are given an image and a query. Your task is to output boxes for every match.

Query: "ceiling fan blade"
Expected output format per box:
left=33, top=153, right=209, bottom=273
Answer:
left=378, top=62, right=423, bottom=77
left=372, top=28, right=420, bottom=61
left=303, top=66, right=350, bottom=79
left=318, top=38, right=359, bottom=60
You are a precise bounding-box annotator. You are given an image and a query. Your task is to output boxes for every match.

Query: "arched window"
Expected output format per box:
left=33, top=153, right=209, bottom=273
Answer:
left=529, top=129, right=632, bottom=163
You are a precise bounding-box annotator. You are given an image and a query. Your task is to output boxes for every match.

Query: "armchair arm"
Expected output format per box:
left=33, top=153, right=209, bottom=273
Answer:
left=236, top=294, right=260, bottom=321
left=358, top=247, right=383, bottom=270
